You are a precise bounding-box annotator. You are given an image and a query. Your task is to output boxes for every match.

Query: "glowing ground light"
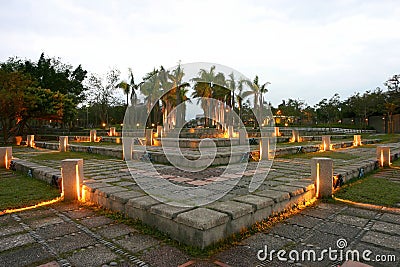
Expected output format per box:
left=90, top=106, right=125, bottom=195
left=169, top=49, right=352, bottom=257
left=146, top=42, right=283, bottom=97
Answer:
left=5, top=150, right=8, bottom=169
left=76, top=164, right=81, bottom=201
left=0, top=197, right=61, bottom=216
left=381, top=150, right=384, bottom=167
left=316, top=163, right=320, bottom=198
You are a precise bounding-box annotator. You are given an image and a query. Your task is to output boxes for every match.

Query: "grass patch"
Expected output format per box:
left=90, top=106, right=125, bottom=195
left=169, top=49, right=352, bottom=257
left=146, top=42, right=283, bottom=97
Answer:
left=31, top=151, right=116, bottom=161
left=0, top=170, right=60, bottom=211
left=70, top=141, right=121, bottom=147
left=277, top=141, right=318, bottom=147
left=362, top=133, right=400, bottom=143
left=279, top=150, right=359, bottom=160
left=334, top=174, right=400, bottom=207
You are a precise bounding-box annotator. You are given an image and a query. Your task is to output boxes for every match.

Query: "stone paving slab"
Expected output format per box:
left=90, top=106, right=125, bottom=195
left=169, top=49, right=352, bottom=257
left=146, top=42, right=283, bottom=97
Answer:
left=0, top=200, right=399, bottom=266
left=7, top=142, right=400, bottom=253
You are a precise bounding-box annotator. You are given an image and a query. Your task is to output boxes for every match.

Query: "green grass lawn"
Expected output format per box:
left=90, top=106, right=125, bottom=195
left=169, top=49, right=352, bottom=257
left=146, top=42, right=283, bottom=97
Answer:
left=334, top=176, right=400, bottom=207
left=31, top=151, right=116, bottom=161
left=276, top=141, right=319, bottom=147
left=279, top=150, right=359, bottom=160
left=362, top=133, right=400, bottom=143
left=334, top=159, right=400, bottom=207
left=0, top=170, right=60, bottom=211
left=70, top=141, right=121, bottom=147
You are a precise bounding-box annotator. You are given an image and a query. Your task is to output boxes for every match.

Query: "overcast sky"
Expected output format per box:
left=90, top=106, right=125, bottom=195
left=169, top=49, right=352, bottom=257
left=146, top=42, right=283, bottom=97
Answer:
left=1, top=0, right=399, bottom=107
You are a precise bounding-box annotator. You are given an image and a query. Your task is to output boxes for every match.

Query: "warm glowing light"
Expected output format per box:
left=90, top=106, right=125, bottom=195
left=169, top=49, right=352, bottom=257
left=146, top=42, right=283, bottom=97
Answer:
left=353, top=135, right=362, bottom=146
left=333, top=196, right=387, bottom=210
left=151, top=123, right=155, bottom=127
left=274, top=128, right=280, bottom=137
left=189, top=128, right=195, bottom=133
left=316, top=163, right=320, bottom=198
left=76, top=164, right=81, bottom=201
left=5, top=150, right=8, bottom=169
left=232, top=132, right=239, bottom=138
left=60, top=167, right=64, bottom=197
left=81, top=187, right=86, bottom=202
left=0, top=197, right=61, bottom=216
left=323, top=141, right=327, bottom=151
left=136, top=123, right=140, bottom=127
left=380, top=150, right=384, bottom=167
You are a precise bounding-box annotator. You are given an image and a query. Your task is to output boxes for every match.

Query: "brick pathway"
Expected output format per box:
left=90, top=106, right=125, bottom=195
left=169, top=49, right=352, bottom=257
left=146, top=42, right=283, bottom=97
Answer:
left=1, top=201, right=399, bottom=267
left=2, top=143, right=399, bottom=266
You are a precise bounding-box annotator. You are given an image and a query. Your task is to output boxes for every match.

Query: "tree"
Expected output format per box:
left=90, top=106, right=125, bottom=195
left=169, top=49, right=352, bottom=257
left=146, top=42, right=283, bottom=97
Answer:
left=168, top=63, right=189, bottom=128
left=191, top=66, right=227, bottom=127
left=117, top=80, right=131, bottom=107
left=86, top=68, right=121, bottom=126
left=384, top=74, right=400, bottom=133
left=0, top=53, right=88, bottom=127
left=140, top=68, right=164, bottom=127
left=235, top=78, right=248, bottom=121
left=242, top=75, right=270, bottom=128
left=0, top=67, right=74, bottom=143
left=315, top=93, right=341, bottom=127
left=277, top=99, right=306, bottom=124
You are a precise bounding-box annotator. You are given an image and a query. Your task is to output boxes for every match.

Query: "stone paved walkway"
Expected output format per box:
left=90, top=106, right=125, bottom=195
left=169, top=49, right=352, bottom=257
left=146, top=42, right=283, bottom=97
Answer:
left=1, top=201, right=399, bottom=267
left=3, top=143, right=400, bottom=266
left=12, top=145, right=394, bottom=193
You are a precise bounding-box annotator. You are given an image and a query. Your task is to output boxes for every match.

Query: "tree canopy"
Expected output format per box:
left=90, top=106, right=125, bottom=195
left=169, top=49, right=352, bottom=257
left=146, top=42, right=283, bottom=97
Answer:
left=0, top=53, right=87, bottom=143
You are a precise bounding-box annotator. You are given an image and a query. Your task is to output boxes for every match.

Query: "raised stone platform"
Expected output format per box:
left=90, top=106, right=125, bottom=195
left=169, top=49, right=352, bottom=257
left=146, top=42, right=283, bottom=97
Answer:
left=10, top=143, right=400, bottom=248
left=33, top=139, right=382, bottom=165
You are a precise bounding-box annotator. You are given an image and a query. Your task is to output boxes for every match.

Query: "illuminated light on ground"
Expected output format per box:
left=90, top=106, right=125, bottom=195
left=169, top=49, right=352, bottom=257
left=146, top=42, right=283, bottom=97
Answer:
left=0, top=197, right=61, bottom=216
left=353, top=135, right=362, bottom=146
left=316, top=163, right=320, bottom=198
left=76, top=164, right=81, bottom=201
left=5, top=150, right=8, bottom=169
left=332, top=196, right=400, bottom=212
left=223, top=131, right=229, bottom=138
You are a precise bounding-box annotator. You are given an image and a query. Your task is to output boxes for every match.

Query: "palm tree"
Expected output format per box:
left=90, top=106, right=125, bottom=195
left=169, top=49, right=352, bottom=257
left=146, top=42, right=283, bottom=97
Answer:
left=168, top=63, right=189, bottom=128
left=242, top=75, right=270, bottom=128
left=117, top=80, right=130, bottom=107
left=236, top=78, right=248, bottom=122
left=128, top=68, right=145, bottom=107
left=191, top=66, right=227, bottom=127
left=141, top=68, right=163, bottom=127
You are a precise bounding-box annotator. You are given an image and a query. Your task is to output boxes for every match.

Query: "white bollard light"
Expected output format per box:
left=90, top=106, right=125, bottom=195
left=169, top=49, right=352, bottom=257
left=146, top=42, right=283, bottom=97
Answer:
left=311, top=157, right=333, bottom=198
left=353, top=135, right=362, bottom=146
left=90, top=130, right=97, bottom=142
left=376, top=146, right=390, bottom=167
left=123, top=137, right=134, bottom=160
left=321, top=135, right=331, bottom=151
left=260, top=137, right=270, bottom=160
left=61, top=159, right=84, bottom=201
left=59, top=136, right=69, bottom=152
left=145, top=129, right=153, bottom=146
left=27, top=135, right=35, bottom=147
left=0, top=147, right=12, bottom=169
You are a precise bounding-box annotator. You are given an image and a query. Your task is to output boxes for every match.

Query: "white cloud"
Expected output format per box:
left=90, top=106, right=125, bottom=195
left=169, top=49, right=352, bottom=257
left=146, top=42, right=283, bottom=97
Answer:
left=1, top=0, right=399, bottom=106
